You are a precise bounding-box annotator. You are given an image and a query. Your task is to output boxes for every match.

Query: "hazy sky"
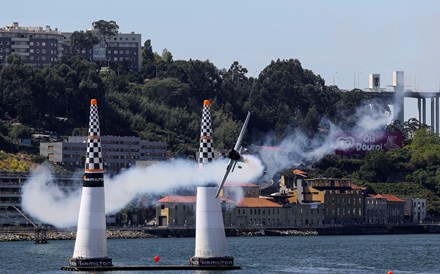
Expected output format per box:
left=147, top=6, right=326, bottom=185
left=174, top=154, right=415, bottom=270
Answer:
left=2, top=0, right=440, bottom=121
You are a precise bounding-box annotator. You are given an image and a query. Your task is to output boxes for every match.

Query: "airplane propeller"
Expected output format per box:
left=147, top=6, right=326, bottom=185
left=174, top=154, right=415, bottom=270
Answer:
left=214, top=111, right=251, bottom=198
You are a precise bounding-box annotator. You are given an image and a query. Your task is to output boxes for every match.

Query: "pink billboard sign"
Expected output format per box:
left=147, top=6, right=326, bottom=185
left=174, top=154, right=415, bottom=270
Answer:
left=335, top=131, right=403, bottom=155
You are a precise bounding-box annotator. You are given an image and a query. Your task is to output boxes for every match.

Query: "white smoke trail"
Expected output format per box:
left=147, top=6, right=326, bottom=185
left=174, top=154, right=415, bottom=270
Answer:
left=21, top=156, right=264, bottom=228
left=259, top=103, right=391, bottom=179
left=21, top=164, right=82, bottom=228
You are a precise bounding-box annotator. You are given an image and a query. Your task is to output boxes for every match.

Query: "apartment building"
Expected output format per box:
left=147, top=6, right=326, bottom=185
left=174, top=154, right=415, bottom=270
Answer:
left=0, top=22, right=142, bottom=71
left=40, top=135, right=167, bottom=174
left=62, top=31, right=142, bottom=71
left=0, top=22, right=63, bottom=65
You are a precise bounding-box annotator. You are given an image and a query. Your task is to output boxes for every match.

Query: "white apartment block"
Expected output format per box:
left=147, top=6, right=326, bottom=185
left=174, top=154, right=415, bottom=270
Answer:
left=0, top=22, right=142, bottom=71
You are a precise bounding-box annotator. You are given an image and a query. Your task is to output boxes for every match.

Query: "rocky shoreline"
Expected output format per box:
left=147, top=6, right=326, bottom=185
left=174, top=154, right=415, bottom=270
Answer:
left=0, top=230, right=159, bottom=242
left=2, top=224, right=439, bottom=242
left=0, top=228, right=317, bottom=242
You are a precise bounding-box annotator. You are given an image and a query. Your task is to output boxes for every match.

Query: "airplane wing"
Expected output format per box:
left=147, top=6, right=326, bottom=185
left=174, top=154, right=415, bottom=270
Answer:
left=214, top=158, right=234, bottom=198
left=233, top=112, right=250, bottom=151
left=214, top=112, right=251, bottom=198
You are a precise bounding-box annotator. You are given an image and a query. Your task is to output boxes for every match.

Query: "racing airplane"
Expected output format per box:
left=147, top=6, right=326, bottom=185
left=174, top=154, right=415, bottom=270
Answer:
left=214, top=111, right=251, bottom=198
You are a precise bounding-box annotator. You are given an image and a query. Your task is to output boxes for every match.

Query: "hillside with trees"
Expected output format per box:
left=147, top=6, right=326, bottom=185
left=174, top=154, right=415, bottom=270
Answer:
left=0, top=34, right=439, bottom=215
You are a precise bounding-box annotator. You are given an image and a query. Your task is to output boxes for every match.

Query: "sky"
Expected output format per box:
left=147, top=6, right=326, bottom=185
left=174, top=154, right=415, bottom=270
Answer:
left=2, top=0, right=440, bottom=123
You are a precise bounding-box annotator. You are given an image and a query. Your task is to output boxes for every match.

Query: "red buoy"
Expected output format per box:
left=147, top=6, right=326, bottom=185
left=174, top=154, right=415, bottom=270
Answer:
left=387, top=272, right=393, bottom=274
left=154, top=256, right=160, bottom=262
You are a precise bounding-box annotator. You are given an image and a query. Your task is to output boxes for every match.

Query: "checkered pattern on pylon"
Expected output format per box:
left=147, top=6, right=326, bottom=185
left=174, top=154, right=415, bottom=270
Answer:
left=85, top=104, right=104, bottom=171
left=199, top=104, right=214, bottom=164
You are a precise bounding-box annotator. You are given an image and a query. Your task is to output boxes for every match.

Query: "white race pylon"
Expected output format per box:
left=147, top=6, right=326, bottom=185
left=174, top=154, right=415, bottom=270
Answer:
left=190, top=99, right=234, bottom=266
left=69, top=99, right=112, bottom=267
left=198, top=99, right=215, bottom=166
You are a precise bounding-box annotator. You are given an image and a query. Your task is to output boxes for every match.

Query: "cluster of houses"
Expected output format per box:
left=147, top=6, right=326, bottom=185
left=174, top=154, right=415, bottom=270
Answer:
left=153, top=175, right=427, bottom=229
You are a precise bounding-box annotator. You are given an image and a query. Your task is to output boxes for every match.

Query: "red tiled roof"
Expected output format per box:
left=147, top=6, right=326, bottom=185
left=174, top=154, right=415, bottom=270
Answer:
left=351, top=183, right=367, bottom=190
left=373, top=194, right=405, bottom=203
left=157, top=196, right=197, bottom=203
left=236, top=198, right=282, bottom=208
left=157, top=195, right=235, bottom=204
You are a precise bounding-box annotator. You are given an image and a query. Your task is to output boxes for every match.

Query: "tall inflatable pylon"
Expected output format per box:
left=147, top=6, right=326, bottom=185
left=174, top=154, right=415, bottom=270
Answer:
left=190, top=99, right=234, bottom=266
left=69, top=99, right=112, bottom=267
left=198, top=100, right=215, bottom=166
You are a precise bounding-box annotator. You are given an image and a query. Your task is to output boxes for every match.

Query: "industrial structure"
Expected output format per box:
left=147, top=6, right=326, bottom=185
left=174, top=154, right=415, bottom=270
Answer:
left=367, top=71, right=440, bottom=134
left=0, top=22, right=142, bottom=71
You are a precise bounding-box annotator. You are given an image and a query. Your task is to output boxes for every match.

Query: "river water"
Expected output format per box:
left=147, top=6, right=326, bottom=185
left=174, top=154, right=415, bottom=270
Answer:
left=0, top=234, right=439, bottom=274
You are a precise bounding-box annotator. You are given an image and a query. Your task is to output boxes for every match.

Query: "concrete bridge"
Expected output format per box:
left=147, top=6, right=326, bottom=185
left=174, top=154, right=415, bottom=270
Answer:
left=364, top=71, right=440, bottom=134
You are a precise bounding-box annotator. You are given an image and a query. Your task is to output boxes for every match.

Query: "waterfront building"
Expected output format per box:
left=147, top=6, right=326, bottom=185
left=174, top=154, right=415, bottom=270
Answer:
left=322, top=188, right=364, bottom=225
left=295, top=178, right=325, bottom=204
left=373, top=194, right=405, bottom=224
left=156, top=196, right=196, bottom=227
left=156, top=195, right=235, bottom=227
left=284, top=203, right=325, bottom=228
left=235, top=198, right=283, bottom=227
left=404, top=198, right=427, bottom=223
left=365, top=195, right=387, bottom=225
left=301, top=178, right=364, bottom=225
left=40, top=136, right=167, bottom=174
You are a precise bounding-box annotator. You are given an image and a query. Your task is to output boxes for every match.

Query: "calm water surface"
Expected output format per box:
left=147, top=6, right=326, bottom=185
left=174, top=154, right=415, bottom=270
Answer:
left=0, top=234, right=439, bottom=274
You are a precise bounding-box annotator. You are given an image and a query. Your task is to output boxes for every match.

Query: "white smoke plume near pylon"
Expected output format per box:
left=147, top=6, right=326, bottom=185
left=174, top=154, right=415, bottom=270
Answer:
left=258, top=102, right=391, bottom=179
left=21, top=156, right=264, bottom=228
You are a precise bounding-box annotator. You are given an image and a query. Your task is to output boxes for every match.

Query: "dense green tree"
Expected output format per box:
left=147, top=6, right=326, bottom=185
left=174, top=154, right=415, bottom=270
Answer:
left=408, top=129, right=440, bottom=168
left=141, top=39, right=157, bottom=78
left=357, top=151, right=393, bottom=182
left=218, top=61, right=251, bottom=119
left=247, top=59, right=330, bottom=137
left=92, top=20, right=119, bottom=50
left=70, top=30, right=99, bottom=57
left=404, top=118, right=430, bottom=143
left=9, top=124, right=31, bottom=139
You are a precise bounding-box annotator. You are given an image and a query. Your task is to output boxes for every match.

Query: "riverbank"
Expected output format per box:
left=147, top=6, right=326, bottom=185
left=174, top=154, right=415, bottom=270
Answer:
left=0, top=228, right=318, bottom=242
left=0, top=229, right=159, bottom=242
left=1, top=224, right=439, bottom=242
